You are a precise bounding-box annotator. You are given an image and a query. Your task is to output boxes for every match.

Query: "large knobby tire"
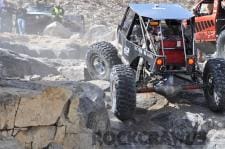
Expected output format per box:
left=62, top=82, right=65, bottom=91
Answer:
left=216, top=30, right=225, bottom=59
left=110, top=64, right=136, bottom=121
left=203, top=59, right=225, bottom=112
left=86, top=41, right=121, bottom=80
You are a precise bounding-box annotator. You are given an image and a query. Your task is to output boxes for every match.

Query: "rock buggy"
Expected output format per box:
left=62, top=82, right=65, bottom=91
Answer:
left=86, top=4, right=225, bottom=121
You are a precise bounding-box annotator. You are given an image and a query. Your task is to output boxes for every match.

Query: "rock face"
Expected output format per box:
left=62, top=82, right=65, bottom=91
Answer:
left=0, top=79, right=110, bottom=149
left=44, top=22, right=73, bottom=38
left=15, top=87, right=72, bottom=127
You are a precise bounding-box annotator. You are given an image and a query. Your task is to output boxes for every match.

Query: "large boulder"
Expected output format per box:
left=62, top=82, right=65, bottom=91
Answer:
left=0, top=80, right=110, bottom=149
left=43, top=22, right=73, bottom=38
left=0, top=48, right=59, bottom=78
left=84, top=25, right=116, bottom=44
left=15, top=87, right=73, bottom=127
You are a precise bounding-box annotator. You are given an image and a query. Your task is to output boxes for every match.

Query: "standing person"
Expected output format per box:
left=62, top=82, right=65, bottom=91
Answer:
left=0, top=0, right=5, bottom=32
left=2, top=1, right=15, bottom=33
left=0, top=0, right=5, bottom=8
left=16, top=1, right=26, bottom=35
left=52, top=2, right=64, bottom=22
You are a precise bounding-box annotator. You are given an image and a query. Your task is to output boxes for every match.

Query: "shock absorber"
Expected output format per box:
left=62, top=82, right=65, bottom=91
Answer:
left=136, top=57, right=144, bottom=82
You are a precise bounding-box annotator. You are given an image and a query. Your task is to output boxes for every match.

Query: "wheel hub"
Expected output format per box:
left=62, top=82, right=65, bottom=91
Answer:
left=93, top=56, right=106, bottom=75
left=207, top=74, right=214, bottom=96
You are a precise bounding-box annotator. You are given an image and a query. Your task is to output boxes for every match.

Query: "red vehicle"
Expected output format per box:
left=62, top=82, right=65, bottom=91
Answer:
left=193, top=0, right=225, bottom=58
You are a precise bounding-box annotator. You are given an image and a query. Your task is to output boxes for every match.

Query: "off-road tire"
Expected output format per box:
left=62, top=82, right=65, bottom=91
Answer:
left=110, top=64, right=136, bottom=121
left=86, top=41, right=121, bottom=80
left=216, top=30, right=225, bottom=58
left=203, top=58, right=225, bottom=112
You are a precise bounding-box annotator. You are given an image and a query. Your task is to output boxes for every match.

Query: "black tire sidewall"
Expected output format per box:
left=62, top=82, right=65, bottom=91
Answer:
left=110, top=65, right=136, bottom=121
left=203, top=59, right=225, bottom=111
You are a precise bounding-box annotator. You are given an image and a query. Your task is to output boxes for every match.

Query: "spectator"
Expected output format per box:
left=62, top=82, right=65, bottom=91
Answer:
left=52, top=2, right=64, bottom=22
left=16, top=1, right=26, bottom=35
left=0, top=0, right=5, bottom=32
left=1, top=1, right=15, bottom=32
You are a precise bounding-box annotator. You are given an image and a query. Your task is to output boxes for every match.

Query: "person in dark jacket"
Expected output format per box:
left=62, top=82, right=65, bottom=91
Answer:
left=0, top=0, right=5, bottom=32
left=1, top=1, right=15, bottom=33
left=16, top=2, right=26, bottom=35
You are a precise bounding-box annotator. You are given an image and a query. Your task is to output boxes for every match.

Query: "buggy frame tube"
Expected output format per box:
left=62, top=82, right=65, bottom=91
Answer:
left=181, top=23, right=187, bottom=65
left=139, top=17, right=157, bottom=55
left=139, top=16, right=149, bottom=51
left=159, top=22, right=165, bottom=56
left=191, top=19, right=195, bottom=56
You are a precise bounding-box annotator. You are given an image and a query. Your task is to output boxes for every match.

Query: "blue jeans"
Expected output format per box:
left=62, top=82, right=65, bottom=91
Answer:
left=17, top=18, right=25, bottom=35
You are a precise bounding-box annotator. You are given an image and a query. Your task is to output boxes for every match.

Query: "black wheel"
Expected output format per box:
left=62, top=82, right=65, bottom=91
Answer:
left=86, top=41, right=121, bottom=80
left=216, top=30, right=225, bottom=59
left=110, top=64, right=136, bottom=121
left=203, top=59, right=225, bottom=112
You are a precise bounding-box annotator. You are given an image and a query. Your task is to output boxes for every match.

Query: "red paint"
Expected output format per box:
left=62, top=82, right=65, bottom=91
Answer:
left=159, top=40, right=185, bottom=65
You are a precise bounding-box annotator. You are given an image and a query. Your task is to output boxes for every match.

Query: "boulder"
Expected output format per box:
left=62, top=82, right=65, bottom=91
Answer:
left=0, top=48, right=59, bottom=78
left=15, top=87, right=72, bottom=127
left=0, top=79, right=109, bottom=149
left=206, top=129, right=225, bottom=149
left=43, top=22, right=73, bottom=38
left=149, top=104, right=225, bottom=146
left=16, top=126, right=57, bottom=149
left=84, top=25, right=116, bottom=44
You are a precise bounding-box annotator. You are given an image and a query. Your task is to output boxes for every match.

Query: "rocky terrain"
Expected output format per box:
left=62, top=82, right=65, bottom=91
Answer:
left=1, top=0, right=225, bottom=149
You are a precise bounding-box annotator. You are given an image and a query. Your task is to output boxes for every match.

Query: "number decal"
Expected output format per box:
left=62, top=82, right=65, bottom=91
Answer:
left=124, top=47, right=130, bottom=56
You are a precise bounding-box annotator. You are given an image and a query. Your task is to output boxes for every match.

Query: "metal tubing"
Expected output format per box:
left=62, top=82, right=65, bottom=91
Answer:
left=137, top=83, right=203, bottom=93
left=181, top=24, right=187, bottom=65
left=160, top=22, right=165, bottom=56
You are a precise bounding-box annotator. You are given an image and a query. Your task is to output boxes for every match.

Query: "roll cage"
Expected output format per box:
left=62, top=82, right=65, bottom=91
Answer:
left=117, top=6, right=195, bottom=74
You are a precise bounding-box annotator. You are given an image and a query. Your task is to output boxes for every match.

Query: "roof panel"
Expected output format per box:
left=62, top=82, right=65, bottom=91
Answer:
left=129, top=3, right=193, bottom=20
